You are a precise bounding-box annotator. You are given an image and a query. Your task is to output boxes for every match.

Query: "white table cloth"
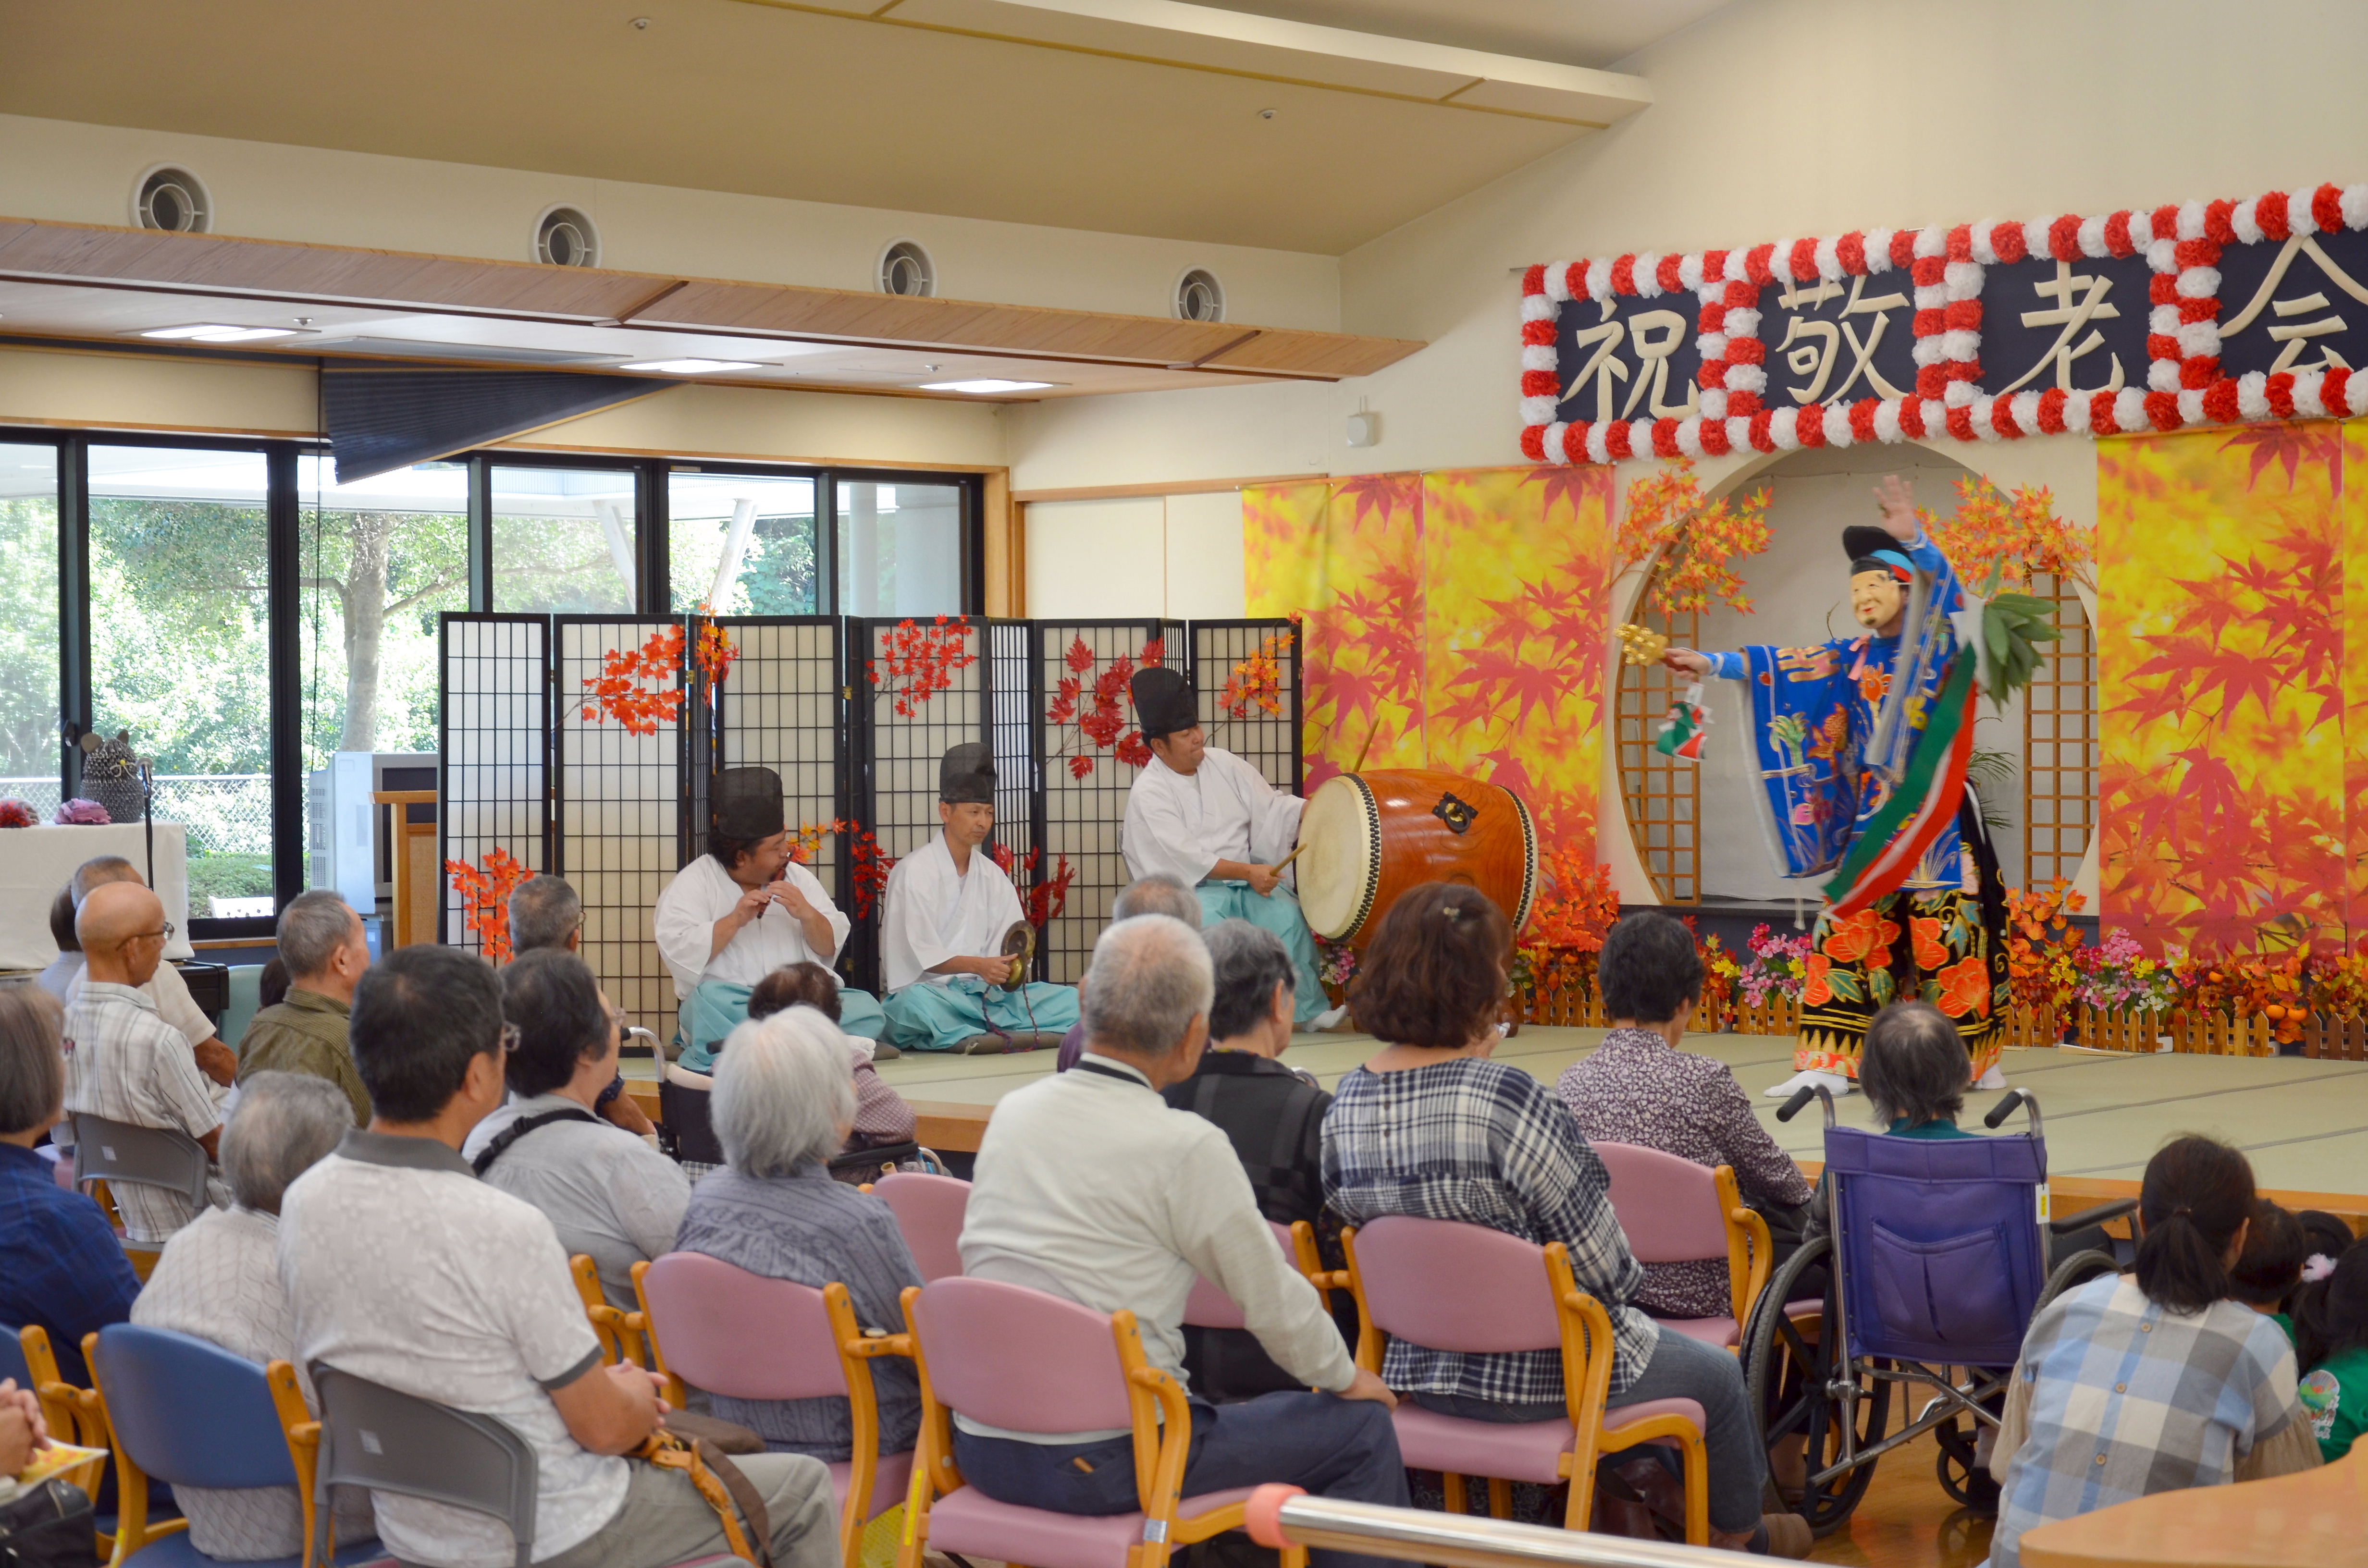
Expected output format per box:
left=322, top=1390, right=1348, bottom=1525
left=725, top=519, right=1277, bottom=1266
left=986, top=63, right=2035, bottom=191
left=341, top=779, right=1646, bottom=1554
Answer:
left=0, top=822, right=194, bottom=971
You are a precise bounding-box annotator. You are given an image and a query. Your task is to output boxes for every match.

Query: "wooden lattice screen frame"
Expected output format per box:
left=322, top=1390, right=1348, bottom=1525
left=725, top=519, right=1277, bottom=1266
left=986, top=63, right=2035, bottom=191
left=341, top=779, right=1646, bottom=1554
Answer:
left=1615, top=568, right=1701, bottom=904
left=2022, top=572, right=2097, bottom=890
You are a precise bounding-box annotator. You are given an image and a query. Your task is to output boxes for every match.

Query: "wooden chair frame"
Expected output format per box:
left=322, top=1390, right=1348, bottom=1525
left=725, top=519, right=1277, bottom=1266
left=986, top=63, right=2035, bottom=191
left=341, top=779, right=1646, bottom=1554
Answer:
left=82, top=1332, right=191, bottom=1568
left=22, top=1326, right=114, bottom=1555
left=1340, top=1229, right=1711, bottom=1541
left=1715, top=1165, right=1776, bottom=1336
left=630, top=1258, right=914, bottom=1568
left=570, top=1254, right=656, bottom=1370
left=895, top=1286, right=1308, bottom=1568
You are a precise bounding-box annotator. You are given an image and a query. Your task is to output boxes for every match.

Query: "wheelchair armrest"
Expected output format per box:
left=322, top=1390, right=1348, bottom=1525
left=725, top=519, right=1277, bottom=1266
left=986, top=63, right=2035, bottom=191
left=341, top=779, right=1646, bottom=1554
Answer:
left=2048, top=1195, right=2139, bottom=1234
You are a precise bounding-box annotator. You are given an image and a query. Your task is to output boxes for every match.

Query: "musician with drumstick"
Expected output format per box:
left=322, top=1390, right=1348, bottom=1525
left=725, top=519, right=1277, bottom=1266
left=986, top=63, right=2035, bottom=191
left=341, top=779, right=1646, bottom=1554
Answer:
left=1121, top=667, right=1349, bottom=1031
left=1658, top=473, right=2011, bottom=1102
left=877, top=742, right=1083, bottom=1054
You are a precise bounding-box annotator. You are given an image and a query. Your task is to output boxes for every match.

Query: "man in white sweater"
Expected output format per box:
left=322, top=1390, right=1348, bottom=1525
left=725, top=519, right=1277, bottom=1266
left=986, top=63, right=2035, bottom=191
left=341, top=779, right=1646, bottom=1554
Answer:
left=956, top=914, right=1406, bottom=1568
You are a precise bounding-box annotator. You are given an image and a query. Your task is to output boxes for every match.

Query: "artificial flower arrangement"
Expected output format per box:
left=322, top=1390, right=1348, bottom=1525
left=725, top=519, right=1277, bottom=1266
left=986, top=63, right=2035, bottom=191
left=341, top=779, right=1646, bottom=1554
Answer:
left=0, top=799, right=34, bottom=828
left=54, top=798, right=110, bottom=825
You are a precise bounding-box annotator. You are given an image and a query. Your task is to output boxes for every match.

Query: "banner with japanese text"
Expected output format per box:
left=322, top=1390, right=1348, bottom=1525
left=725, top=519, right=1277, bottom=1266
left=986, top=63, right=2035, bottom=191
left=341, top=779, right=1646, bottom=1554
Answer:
left=1243, top=466, right=1613, bottom=879
left=1522, top=184, right=2368, bottom=470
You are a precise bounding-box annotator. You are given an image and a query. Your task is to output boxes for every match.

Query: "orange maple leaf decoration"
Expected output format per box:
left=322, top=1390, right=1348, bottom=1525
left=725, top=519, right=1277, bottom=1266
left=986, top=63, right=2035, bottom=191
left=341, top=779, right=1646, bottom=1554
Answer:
left=692, top=610, right=739, bottom=689
left=786, top=819, right=853, bottom=867
left=1617, top=458, right=1773, bottom=617
left=581, top=625, right=685, bottom=736
left=443, top=847, right=534, bottom=964
left=1917, top=476, right=2094, bottom=593
left=1219, top=629, right=1293, bottom=720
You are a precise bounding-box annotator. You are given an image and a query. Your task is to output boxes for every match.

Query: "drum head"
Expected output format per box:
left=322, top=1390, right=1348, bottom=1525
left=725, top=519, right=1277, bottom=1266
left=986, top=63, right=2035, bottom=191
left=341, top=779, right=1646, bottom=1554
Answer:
left=1296, top=774, right=1380, bottom=940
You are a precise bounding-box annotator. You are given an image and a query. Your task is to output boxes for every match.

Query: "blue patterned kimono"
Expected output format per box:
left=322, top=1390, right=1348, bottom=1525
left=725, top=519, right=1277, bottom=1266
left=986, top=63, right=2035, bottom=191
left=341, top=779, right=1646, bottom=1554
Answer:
left=1704, top=529, right=1971, bottom=894
left=1701, top=529, right=2006, bottom=1078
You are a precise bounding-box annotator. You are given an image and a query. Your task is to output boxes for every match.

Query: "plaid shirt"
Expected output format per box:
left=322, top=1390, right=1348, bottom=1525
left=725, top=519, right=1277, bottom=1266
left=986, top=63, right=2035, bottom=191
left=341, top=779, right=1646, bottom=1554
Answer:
left=1322, top=1056, right=1659, bottom=1401
left=62, top=981, right=225, bottom=1244
left=0, top=1140, right=139, bottom=1386
left=1993, top=1274, right=2304, bottom=1568
left=1558, top=1028, right=1813, bottom=1320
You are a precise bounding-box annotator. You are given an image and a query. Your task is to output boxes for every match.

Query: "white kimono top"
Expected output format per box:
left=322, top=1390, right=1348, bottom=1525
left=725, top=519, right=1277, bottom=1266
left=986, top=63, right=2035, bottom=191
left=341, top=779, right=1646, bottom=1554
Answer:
left=1122, top=748, right=1303, bottom=887
left=653, top=853, right=850, bottom=1000
left=880, top=834, right=1026, bottom=993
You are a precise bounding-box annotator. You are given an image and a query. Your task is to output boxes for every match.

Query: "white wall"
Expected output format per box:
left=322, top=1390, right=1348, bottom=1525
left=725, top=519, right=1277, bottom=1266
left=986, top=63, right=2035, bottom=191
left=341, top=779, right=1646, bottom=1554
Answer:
left=0, top=112, right=1341, bottom=330
left=1009, top=0, right=2368, bottom=490
left=1025, top=490, right=1249, bottom=617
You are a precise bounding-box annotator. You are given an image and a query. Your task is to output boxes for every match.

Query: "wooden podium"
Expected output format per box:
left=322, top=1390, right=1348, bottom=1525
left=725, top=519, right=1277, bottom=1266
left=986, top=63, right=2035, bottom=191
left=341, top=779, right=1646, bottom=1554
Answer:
left=373, top=790, right=441, bottom=948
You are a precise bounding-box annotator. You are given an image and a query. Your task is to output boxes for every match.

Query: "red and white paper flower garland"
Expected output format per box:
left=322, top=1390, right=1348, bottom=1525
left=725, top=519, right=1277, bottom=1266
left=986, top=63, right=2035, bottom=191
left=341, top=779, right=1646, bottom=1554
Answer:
left=1519, top=184, right=2368, bottom=464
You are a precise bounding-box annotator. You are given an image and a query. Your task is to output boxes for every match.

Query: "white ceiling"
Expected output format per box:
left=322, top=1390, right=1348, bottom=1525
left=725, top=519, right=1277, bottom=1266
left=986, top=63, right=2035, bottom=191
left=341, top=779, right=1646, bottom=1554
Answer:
left=0, top=0, right=1661, bottom=254
left=1194, top=0, right=1731, bottom=69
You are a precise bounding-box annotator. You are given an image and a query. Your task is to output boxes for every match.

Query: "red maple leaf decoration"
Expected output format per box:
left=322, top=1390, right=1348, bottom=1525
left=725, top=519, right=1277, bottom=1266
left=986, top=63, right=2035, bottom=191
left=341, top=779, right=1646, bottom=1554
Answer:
left=867, top=617, right=978, bottom=718
left=580, top=625, right=686, bottom=736
left=443, top=847, right=534, bottom=964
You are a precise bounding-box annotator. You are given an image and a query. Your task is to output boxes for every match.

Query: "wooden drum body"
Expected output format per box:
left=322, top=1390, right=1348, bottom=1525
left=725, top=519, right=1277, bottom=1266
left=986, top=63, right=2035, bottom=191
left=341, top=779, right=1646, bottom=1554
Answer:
left=1296, top=769, right=1538, bottom=945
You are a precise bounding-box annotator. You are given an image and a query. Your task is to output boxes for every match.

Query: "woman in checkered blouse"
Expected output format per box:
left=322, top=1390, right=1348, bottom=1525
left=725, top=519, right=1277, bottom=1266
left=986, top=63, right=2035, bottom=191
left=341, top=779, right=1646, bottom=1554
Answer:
left=1321, top=883, right=1810, bottom=1559
left=1990, top=1136, right=2322, bottom=1568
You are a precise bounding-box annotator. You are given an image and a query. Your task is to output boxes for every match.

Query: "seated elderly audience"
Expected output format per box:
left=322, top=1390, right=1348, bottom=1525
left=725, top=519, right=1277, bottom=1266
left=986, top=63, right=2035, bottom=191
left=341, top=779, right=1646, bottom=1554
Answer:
left=0, top=985, right=137, bottom=1387
left=1991, top=1136, right=2318, bottom=1568
left=746, top=963, right=916, bottom=1149
left=257, top=959, right=290, bottom=1012
left=672, top=1007, right=924, bottom=1459
left=281, top=944, right=838, bottom=1568
left=960, top=914, right=1406, bottom=1568
left=458, top=950, right=691, bottom=1312
left=1323, top=883, right=1806, bottom=1559
left=132, top=1071, right=374, bottom=1560
left=63, top=881, right=227, bottom=1245
left=1557, top=913, right=1813, bottom=1319
left=2229, top=1201, right=2308, bottom=1343
left=1161, top=919, right=1347, bottom=1401
left=508, top=874, right=658, bottom=1137
left=43, top=855, right=235, bottom=1087
left=1859, top=1000, right=1984, bottom=1140
left=235, top=891, right=372, bottom=1126
left=1055, top=873, right=1205, bottom=1072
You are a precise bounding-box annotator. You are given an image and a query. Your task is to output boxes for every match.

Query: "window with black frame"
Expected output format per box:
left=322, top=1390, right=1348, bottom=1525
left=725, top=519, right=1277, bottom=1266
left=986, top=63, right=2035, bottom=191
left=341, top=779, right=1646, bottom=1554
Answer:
left=13, top=435, right=982, bottom=934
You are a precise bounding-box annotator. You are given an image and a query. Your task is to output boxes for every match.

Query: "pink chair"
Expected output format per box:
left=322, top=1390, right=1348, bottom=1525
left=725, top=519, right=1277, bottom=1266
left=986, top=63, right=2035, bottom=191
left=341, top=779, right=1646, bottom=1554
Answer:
left=1592, top=1143, right=1774, bottom=1351
left=1181, top=1220, right=1327, bottom=1330
left=1342, top=1215, right=1709, bottom=1540
left=898, top=1275, right=1308, bottom=1568
left=638, top=1252, right=913, bottom=1567
left=871, top=1171, right=969, bottom=1281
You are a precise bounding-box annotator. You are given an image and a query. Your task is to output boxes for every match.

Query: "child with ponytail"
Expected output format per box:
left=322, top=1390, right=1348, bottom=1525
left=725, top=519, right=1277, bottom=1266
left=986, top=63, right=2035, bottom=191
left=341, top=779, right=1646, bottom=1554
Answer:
left=2291, top=1241, right=2368, bottom=1462
left=1988, top=1136, right=2319, bottom=1568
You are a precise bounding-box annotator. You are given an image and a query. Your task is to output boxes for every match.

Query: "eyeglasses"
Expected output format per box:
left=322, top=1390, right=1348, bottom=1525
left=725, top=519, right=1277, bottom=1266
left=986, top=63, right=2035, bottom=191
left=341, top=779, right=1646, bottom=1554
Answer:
left=133, top=922, right=175, bottom=943
left=499, top=1022, right=522, bottom=1055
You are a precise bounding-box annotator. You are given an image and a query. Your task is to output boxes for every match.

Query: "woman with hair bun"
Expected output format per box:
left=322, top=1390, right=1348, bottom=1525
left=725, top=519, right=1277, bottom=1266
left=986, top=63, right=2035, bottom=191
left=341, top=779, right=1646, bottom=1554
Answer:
left=1989, top=1136, right=2320, bottom=1568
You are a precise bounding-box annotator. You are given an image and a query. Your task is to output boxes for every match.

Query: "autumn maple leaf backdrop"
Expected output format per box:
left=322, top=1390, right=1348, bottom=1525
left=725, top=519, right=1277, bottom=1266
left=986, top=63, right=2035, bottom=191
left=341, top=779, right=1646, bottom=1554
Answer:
left=1245, top=466, right=1616, bottom=878
left=2097, top=420, right=2368, bottom=958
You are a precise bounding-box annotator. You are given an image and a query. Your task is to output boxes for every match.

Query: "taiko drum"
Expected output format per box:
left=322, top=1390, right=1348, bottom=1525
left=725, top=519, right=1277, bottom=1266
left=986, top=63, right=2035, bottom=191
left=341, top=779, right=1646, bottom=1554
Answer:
left=1295, top=769, right=1538, bottom=946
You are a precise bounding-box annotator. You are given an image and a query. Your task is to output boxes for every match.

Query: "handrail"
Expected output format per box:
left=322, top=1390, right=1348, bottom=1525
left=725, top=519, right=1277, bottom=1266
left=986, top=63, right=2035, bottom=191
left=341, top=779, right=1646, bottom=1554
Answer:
left=1244, top=1488, right=1739, bottom=1568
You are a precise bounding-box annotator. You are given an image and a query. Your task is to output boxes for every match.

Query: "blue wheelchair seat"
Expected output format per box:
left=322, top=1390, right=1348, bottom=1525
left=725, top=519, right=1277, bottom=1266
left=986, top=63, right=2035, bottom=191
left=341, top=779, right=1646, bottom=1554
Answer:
left=1823, top=1125, right=2049, bottom=1368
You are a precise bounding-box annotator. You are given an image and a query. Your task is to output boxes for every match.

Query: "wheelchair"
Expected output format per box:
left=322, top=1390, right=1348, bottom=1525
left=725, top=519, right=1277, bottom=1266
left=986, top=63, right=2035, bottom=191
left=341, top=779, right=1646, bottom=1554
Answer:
left=1738, top=1085, right=2136, bottom=1534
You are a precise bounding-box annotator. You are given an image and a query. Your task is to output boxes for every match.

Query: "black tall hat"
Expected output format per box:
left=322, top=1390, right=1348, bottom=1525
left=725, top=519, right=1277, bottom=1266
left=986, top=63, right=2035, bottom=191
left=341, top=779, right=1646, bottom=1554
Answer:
left=1130, top=666, right=1196, bottom=741
left=711, top=766, right=785, bottom=839
left=940, top=741, right=997, bottom=805
left=1843, top=525, right=1914, bottom=580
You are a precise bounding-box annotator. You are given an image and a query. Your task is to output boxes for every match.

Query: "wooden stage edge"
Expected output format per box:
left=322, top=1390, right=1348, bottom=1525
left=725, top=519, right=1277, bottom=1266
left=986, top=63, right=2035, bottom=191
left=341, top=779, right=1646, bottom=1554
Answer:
left=621, top=1085, right=2368, bottom=1231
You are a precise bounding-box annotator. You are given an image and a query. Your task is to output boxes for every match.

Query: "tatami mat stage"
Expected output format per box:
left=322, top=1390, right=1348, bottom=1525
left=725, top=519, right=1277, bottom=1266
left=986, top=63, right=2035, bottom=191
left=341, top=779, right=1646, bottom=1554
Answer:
left=845, top=1029, right=2368, bottom=1207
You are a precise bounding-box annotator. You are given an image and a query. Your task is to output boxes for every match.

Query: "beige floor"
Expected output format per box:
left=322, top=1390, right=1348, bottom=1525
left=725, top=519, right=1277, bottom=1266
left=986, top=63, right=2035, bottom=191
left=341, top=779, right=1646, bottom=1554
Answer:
left=847, top=1026, right=2368, bottom=1196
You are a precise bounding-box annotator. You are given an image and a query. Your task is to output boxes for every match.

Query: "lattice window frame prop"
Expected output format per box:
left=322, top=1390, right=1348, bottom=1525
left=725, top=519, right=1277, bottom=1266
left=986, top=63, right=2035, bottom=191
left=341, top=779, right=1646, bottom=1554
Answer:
left=438, top=614, right=552, bottom=955
left=1614, top=566, right=1701, bottom=905
left=2023, top=573, right=2098, bottom=890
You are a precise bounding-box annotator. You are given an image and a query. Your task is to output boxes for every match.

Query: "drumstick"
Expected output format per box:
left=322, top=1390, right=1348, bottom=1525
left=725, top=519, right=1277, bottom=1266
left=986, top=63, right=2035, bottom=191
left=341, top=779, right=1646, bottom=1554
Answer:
left=1276, top=722, right=1377, bottom=877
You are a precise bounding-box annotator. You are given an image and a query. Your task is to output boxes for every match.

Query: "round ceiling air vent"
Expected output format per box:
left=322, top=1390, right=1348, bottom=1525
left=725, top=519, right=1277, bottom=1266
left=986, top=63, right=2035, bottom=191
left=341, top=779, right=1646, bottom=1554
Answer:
left=1175, top=268, right=1225, bottom=324
left=133, top=166, right=211, bottom=233
left=878, top=240, right=934, bottom=298
left=535, top=205, right=601, bottom=268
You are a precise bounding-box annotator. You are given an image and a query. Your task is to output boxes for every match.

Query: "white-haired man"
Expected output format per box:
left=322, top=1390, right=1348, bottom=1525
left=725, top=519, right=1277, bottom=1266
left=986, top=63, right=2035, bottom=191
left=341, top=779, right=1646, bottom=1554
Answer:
left=956, top=914, right=1406, bottom=1568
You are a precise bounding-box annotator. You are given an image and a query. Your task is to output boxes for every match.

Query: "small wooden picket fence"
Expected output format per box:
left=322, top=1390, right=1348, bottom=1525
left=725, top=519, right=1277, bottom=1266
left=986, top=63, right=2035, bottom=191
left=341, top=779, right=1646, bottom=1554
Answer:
left=1513, top=984, right=2308, bottom=1058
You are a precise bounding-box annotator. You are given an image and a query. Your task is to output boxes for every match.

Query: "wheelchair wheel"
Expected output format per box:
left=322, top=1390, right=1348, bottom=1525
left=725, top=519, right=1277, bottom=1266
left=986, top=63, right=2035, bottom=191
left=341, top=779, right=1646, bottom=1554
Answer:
left=2038, top=1248, right=2121, bottom=1311
left=1932, top=1413, right=1999, bottom=1511
left=1740, top=1234, right=1891, bottom=1536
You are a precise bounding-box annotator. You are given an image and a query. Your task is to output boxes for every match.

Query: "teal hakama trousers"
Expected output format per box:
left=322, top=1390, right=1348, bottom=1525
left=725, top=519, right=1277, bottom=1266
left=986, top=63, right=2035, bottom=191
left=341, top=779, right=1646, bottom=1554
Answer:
left=1195, top=880, right=1330, bottom=1026
left=677, top=978, right=890, bottom=1071
left=881, top=975, right=1082, bottom=1052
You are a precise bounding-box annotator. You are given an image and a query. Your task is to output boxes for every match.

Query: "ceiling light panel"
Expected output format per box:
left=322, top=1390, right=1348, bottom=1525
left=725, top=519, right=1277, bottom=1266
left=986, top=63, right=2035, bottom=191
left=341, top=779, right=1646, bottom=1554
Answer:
left=137, top=323, right=308, bottom=342
left=920, top=378, right=1058, bottom=393
left=617, top=357, right=767, bottom=373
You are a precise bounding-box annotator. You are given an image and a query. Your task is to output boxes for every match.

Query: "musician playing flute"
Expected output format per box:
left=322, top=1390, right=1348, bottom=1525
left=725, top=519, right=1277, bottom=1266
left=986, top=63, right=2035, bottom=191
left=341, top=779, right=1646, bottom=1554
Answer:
left=1121, top=666, right=1345, bottom=1030
left=1662, top=474, right=2011, bottom=1100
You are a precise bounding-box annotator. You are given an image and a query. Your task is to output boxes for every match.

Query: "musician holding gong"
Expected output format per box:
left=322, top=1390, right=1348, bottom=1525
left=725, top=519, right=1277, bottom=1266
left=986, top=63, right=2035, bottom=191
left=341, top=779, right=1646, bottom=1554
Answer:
left=1660, top=475, right=2012, bottom=1101
left=1122, top=667, right=1345, bottom=1030
left=878, top=742, right=1083, bottom=1053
